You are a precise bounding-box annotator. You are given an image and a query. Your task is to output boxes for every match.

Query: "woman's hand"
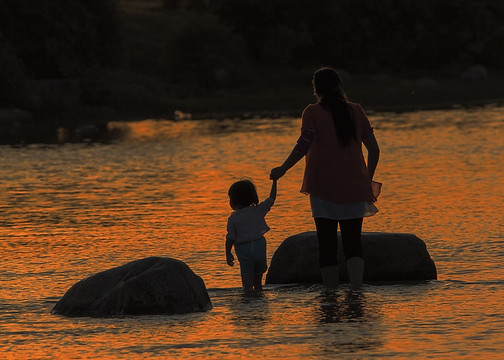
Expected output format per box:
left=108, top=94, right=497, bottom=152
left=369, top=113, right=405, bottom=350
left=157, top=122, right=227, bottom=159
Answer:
left=270, top=166, right=286, bottom=180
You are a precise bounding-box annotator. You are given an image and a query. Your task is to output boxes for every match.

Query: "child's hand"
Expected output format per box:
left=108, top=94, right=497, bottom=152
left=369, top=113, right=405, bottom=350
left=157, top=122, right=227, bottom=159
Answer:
left=226, top=252, right=235, bottom=267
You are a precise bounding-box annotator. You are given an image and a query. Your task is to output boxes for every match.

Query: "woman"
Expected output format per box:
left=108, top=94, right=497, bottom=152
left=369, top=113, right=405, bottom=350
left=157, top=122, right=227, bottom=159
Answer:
left=270, top=67, right=380, bottom=289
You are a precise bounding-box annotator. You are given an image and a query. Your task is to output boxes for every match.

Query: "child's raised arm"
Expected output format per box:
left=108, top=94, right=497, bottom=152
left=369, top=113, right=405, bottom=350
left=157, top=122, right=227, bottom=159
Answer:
left=270, top=179, right=277, bottom=200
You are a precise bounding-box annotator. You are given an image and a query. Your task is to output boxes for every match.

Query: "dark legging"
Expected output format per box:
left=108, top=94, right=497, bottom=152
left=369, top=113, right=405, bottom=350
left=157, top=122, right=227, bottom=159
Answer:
left=314, top=217, right=363, bottom=267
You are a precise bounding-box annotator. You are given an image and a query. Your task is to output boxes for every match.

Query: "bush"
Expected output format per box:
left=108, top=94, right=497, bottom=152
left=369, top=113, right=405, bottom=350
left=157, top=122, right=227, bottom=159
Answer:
left=163, top=12, right=251, bottom=90
left=0, top=0, right=122, bottom=79
left=209, top=0, right=504, bottom=74
left=0, top=36, right=25, bottom=106
left=163, top=0, right=209, bottom=12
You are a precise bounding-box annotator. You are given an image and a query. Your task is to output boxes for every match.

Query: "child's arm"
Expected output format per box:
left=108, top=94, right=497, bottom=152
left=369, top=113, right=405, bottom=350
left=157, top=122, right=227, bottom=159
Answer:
left=269, top=179, right=277, bottom=201
left=226, top=219, right=236, bottom=267
left=225, top=238, right=235, bottom=267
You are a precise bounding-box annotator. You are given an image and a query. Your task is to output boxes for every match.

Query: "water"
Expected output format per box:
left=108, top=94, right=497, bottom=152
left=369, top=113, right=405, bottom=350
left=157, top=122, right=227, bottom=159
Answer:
left=1, top=105, right=503, bottom=359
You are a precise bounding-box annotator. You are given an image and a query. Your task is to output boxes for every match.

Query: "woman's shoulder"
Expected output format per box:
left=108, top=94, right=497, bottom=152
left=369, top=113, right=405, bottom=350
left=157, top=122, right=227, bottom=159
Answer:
left=347, top=102, right=364, bottom=111
left=303, top=102, right=327, bottom=116
left=303, top=103, right=319, bottom=112
left=347, top=102, right=368, bottom=117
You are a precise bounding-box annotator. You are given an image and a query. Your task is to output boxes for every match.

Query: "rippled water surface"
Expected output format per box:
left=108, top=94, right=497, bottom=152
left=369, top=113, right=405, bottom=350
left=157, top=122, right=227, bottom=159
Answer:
left=1, top=105, right=503, bottom=359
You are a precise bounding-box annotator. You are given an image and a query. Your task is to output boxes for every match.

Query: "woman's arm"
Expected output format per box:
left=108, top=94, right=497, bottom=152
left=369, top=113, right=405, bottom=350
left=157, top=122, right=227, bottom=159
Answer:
left=270, top=147, right=304, bottom=180
left=363, top=132, right=380, bottom=180
left=270, top=128, right=315, bottom=180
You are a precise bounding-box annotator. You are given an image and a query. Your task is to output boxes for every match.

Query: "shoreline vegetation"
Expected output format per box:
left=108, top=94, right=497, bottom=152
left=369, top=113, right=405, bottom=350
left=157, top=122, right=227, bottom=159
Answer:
left=2, top=0, right=504, bottom=143
left=2, top=67, right=503, bottom=145
left=6, top=70, right=504, bottom=121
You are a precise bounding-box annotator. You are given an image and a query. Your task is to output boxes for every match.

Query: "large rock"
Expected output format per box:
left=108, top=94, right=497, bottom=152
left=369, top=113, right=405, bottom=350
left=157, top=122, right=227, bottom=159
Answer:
left=52, top=257, right=212, bottom=317
left=266, top=232, right=437, bottom=284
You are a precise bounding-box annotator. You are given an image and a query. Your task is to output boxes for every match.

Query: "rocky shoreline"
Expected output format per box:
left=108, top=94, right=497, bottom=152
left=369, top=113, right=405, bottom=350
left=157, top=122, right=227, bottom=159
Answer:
left=2, top=65, right=503, bottom=145
left=3, top=98, right=503, bottom=145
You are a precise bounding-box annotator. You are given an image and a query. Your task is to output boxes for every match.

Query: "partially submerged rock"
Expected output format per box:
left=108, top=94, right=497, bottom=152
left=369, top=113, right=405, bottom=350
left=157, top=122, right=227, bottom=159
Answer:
left=266, top=232, right=437, bottom=284
left=52, top=257, right=212, bottom=317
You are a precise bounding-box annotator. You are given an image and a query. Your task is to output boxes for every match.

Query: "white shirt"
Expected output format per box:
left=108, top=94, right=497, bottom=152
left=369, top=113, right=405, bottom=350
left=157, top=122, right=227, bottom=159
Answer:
left=226, top=198, right=275, bottom=244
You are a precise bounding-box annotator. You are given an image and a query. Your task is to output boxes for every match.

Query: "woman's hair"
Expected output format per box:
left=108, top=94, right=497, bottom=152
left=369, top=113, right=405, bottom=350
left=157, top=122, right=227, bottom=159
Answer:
left=312, top=67, right=357, bottom=147
left=228, top=179, right=259, bottom=207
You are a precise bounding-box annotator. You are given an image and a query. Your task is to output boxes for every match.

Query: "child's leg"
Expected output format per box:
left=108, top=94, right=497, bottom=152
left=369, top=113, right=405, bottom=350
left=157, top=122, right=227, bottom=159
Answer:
left=235, top=242, right=255, bottom=293
left=252, top=237, right=267, bottom=292
left=253, top=273, right=263, bottom=292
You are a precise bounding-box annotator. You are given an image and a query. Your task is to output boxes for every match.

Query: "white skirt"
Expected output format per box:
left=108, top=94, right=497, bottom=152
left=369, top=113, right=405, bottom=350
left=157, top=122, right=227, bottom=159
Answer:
left=310, top=195, right=379, bottom=220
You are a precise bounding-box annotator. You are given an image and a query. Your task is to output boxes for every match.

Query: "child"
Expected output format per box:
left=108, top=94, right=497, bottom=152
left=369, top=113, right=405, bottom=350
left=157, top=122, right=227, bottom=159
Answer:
left=226, top=178, right=277, bottom=294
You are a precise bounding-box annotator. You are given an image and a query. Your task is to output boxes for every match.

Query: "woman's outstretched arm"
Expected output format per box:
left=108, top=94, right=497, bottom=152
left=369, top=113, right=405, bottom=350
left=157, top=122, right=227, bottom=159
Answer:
left=270, top=128, right=315, bottom=180
left=270, top=147, right=304, bottom=180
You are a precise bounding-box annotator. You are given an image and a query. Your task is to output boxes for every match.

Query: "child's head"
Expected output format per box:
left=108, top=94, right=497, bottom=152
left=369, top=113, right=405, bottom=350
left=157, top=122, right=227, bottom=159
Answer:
left=228, top=179, right=259, bottom=209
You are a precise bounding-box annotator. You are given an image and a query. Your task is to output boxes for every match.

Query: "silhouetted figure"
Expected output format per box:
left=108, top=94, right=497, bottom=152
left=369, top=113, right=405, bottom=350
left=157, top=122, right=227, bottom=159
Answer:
left=270, top=67, right=381, bottom=289
left=226, top=178, right=277, bottom=295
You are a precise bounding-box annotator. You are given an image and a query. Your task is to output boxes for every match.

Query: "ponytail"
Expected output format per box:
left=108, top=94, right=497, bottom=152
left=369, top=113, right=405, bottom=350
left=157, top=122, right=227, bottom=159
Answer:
left=313, top=68, right=357, bottom=147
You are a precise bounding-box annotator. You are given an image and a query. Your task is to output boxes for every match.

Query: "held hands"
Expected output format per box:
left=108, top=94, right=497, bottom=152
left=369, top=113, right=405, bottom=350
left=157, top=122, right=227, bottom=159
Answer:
left=226, top=252, right=234, bottom=267
left=270, top=166, right=286, bottom=181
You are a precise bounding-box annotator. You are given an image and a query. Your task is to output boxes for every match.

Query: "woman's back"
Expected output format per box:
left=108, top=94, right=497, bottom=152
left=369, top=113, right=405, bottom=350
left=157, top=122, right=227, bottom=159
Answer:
left=300, top=102, right=374, bottom=204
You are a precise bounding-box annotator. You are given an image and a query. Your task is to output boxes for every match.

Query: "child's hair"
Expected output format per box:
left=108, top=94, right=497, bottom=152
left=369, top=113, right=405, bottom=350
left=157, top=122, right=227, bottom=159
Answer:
left=228, top=179, right=259, bottom=207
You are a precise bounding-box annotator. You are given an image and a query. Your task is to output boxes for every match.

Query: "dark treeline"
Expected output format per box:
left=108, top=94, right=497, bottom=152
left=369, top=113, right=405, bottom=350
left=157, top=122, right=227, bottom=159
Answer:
left=0, top=0, right=121, bottom=105
left=200, top=0, right=504, bottom=73
left=1, top=0, right=504, bottom=107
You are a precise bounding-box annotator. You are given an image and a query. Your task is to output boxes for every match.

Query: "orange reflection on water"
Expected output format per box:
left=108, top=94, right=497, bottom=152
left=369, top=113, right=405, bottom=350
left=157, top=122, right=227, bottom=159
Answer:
left=1, top=109, right=504, bottom=359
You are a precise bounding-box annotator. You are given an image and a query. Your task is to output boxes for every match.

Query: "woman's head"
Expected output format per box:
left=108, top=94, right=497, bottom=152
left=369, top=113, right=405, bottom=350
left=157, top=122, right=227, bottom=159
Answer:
left=312, top=67, right=356, bottom=146
left=228, top=179, right=259, bottom=209
left=312, top=67, right=346, bottom=102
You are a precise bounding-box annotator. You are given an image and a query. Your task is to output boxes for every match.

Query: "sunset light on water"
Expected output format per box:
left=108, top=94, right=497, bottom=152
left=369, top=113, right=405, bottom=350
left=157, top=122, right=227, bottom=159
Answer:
left=2, top=0, right=504, bottom=358
left=1, top=106, right=503, bottom=358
